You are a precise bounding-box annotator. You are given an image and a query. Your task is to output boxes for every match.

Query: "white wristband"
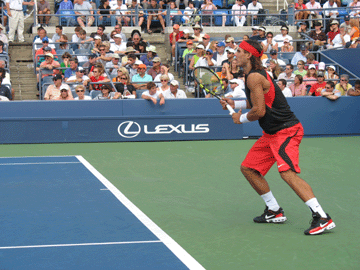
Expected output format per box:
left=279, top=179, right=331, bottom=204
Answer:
left=234, top=100, right=247, bottom=110
left=239, top=112, right=250, bottom=124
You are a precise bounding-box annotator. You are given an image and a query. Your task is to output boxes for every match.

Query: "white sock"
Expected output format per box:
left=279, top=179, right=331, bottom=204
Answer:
left=305, top=198, right=327, bottom=218
left=261, top=191, right=280, bottom=211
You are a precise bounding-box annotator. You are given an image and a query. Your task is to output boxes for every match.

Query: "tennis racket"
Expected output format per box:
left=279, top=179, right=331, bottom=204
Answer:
left=193, top=67, right=235, bottom=115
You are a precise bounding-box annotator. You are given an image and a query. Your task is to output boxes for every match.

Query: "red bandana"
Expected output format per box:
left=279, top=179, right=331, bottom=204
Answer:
left=239, top=41, right=263, bottom=58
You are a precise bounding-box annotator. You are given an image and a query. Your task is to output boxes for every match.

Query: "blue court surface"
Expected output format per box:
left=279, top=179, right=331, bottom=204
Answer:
left=0, top=156, right=204, bottom=270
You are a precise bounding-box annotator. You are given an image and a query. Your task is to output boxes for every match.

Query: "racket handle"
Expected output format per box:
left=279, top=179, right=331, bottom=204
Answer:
left=226, top=104, right=236, bottom=115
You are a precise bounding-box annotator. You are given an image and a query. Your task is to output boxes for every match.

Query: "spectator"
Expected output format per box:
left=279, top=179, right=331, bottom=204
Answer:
left=295, top=0, right=310, bottom=21
left=308, top=22, right=327, bottom=51
left=229, top=59, right=242, bottom=78
left=195, top=48, right=216, bottom=68
left=189, top=44, right=205, bottom=70
left=303, top=64, right=318, bottom=87
left=325, top=65, right=339, bottom=83
left=321, top=81, right=341, bottom=100
left=147, top=57, right=162, bottom=80
left=44, top=74, right=72, bottom=100
left=278, top=64, right=296, bottom=83
left=0, top=24, right=8, bottom=45
left=64, top=57, right=79, bottom=81
left=56, top=85, right=74, bottom=100
left=294, top=60, right=307, bottom=77
left=261, top=32, right=278, bottom=53
left=35, top=38, right=58, bottom=61
left=96, top=44, right=112, bottom=67
left=274, top=26, right=293, bottom=48
left=74, top=0, right=95, bottom=27
left=218, top=64, right=232, bottom=80
left=38, top=0, right=51, bottom=26
left=71, top=26, right=82, bottom=47
left=305, top=0, right=322, bottom=26
left=0, top=61, right=10, bottom=83
left=192, top=24, right=204, bottom=42
left=37, top=53, right=61, bottom=80
left=129, top=32, right=143, bottom=53
left=51, top=25, right=63, bottom=43
left=74, top=85, right=91, bottom=100
left=58, top=34, right=70, bottom=50
left=167, top=1, right=182, bottom=26
left=142, top=81, right=165, bottom=105
left=132, top=63, right=153, bottom=89
left=323, top=0, right=339, bottom=31
left=349, top=18, right=360, bottom=42
left=340, top=15, right=351, bottom=34
left=163, top=80, right=187, bottom=99
left=6, top=0, right=34, bottom=43
left=90, top=25, right=109, bottom=42
left=201, top=0, right=217, bottom=25
left=327, top=20, right=340, bottom=44
left=308, top=70, right=326, bottom=96
left=335, top=74, right=352, bottom=96
left=105, top=54, right=121, bottom=78
left=157, top=74, right=170, bottom=94
left=305, top=53, right=319, bottom=69
left=66, top=66, right=90, bottom=91
left=112, top=66, right=128, bottom=83
left=225, top=79, right=246, bottom=98
left=213, top=42, right=227, bottom=66
left=277, top=79, right=293, bottom=97
left=298, top=21, right=308, bottom=35
left=327, top=26, right=350, bottom=49
left=182, top=1, right=195, bottom=24
left=347, top=80, right=360, bottom=96
left=182, top=40, right=195, bottom=60
left=169, top=24, right=184, bottom=65
left=280, top=38, right=294, bottom=52
left=124, top=54, right=138, bottom=78
left=251, top=26, right=266, bottom=42
left=82, top=54, right=97, bottom=74
left=349, top=0, right=360, bottom=17
left=110, top=0, right=130, bottom=26
left=267, top=60, right=282, bottom=80
left=140, top=45, right=157, bottom=66
left=247, top=0, right=263, bottom=24
left=34, top=28, right=50, bottom=50
left=178, top=29, right=194, bottom=43
left=222, top=48, right=236, bottom=65
left=289, top=75, right=307, bottom=96
left=109, top=34, right=126, bottom=55
left=263, top=49, right=286, bottom=66
left=127, top=0, right=144, bottom=27
left=111, top=24, right=127, bottom=43
left=147, top=0, right=166, bottom=34
left=249, top=26, right=259, bottom=40
left=97, top=0, right=111, bottom=26
left=114, top=72, right=136, bottom=97
left=232, top=0, right=247, bottom=26
left=94, top=84, right=121, bottom=99
left=0, top=68, right=12, bottom=100
left=56, top=0, right=76, bottom=27
left=89, top=66, right=110, bottom=90
left=154, top=65, right=174, bottom=87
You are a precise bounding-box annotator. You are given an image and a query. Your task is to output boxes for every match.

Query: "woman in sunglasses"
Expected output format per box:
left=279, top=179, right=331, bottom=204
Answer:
left=114, top=72, right=136, bottom=98
left=156, top=74, right=170, bottom=94
left=74, top=85, right=91, bottom=100
left=60, top=52, right=72, bottom=74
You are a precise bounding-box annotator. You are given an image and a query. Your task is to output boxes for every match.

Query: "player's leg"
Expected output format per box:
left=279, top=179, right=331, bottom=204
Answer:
left=241, top=136, right=287, bottom=223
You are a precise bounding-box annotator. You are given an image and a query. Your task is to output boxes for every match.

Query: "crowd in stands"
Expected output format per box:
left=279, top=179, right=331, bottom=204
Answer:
left=1, top=0, right=360, bottom=101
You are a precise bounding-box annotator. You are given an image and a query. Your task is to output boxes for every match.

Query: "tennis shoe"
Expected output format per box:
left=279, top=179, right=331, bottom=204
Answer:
left=253, top=206, right=287, bottom=223
left=304, top=212, right=336, bottom=235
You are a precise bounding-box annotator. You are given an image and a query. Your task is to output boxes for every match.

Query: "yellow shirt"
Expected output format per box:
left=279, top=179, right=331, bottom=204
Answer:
left=335, top=83, right=352, bottom=96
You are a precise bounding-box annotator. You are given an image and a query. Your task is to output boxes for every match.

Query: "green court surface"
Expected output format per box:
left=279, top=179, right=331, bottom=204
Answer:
left=1, top=136, right=359, bottom=270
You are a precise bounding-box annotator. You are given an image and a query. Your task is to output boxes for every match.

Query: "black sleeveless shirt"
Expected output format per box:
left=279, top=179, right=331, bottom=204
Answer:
left=245, top=69, right=299, bottom=134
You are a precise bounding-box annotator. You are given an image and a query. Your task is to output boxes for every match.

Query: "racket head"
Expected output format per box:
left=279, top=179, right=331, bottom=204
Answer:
left=193, top=67, right=225, bottom=98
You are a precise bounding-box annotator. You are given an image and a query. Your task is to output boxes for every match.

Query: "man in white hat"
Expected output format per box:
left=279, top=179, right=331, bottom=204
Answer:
left=163, top=80, right=187, bottom=99
left=44, top=74, right=72, bottom=100
left=0, top=24, right=8, bottom=45
left=273, top=26, right=293, bottom=48
left=66, top=67, right=90, bottom=91
left=194, top=45, right=216, bottom=68
left=225, top=78, right=246, bottom=98
left=56, top=84, right=74, bottom=100
left=6, top=0, right=34, bottom=43
left=110, top=34, right=127, bottom=55
left=192, top=24, right=204, bottom=42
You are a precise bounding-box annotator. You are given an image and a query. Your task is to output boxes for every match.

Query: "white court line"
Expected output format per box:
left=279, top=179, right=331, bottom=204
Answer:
left=76, top=155, right=205, bottom=270
left=0, top=155, right=76, bottom=159
left=0, top=162, right=81, bottom=166
left=0, top=240, right=162, bottom=250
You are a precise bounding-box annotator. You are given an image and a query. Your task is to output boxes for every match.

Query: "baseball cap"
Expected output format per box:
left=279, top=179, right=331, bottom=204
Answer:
left=204, top=34, right=210, bottom=39
left=135, top=60, right=143, bottom=65
left=226, top=48, right=235, bottom=53
left=206, top=49, right=214, bottom=54
left=299, top=21, right=307, bottom=25
left=170, top=80, right=179, bottom=86
left=152, top=57, right=161, bottom=62
left=173, top=24, right=180, bottom=29
left=196, top=44, right=205, bottom=50
left=186, top=40, right=193, bottom=45
left=318, top=62, right=325, bottom=70
left=317, top=71, right=325, bottom=77
left=44, top=46, right=52, bottom=51
left=77, top=67, right=84, bottom=72
left=270, top=49, right=277, bottom=55
left=308, top=64, right=316, bottom=69
left=344, top=15, right=350, bottom=21
left=53, top=74, right=62, bottom=81
left=138, top=64, right=146, bottom=69
left=327, top=65, right=336, bottom=71
left=281, top=26, right=289, bottom=31
left=217, top=41, right=226, bottom=47
left=229, top=79, right=239, bottom=84
left=330, top=20, right=339, bottom=25
left=258, top=26, right=266, bottom=32
left=300, top=44, right=307, bottom=51
left=226, top=37, right=235, bottom=42
left=45, top=52, right=54, bottom=58
left=60, top=84, right=70, bottom=91
left=114, top=34, right=122, bottom=38
left=183, top=29, right=190, bottom=34
left=42, top=37, right=49, bottom=43
left=94, top=35, right=102, bottom=40
left=113, top=53, right=120, bottom=59
left=251, top=26, right=259, bottom=30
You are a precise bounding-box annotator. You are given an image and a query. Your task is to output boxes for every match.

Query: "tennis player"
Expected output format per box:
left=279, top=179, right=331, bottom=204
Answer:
left=220, top=40, right=335, bottom=235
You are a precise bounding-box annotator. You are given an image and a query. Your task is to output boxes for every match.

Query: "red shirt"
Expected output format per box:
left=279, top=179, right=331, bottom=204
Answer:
left=90, top=75, right=106, bottom=90
left=328, top=29, right=340, bottom=41
left=169, top=31, right=184, bottom=45
left=309, top=81, right=326, bottom=96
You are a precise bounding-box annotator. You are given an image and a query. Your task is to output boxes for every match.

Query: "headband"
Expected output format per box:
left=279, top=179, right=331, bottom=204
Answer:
left=239, top=41, right=263, bottom=58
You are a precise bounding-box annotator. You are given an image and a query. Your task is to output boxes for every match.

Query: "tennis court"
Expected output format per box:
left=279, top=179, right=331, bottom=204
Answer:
left=0, top=137, right=359, bottom=269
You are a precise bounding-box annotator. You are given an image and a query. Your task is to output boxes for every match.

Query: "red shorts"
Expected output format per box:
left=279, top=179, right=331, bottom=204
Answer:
left=242, top=123, right=304, bottom=176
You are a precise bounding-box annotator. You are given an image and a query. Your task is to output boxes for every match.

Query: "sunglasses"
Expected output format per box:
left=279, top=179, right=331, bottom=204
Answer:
left=76, top=90, right=85, bottom=93
left=206, top=52, right=212, bottom=55
left=340, top=79, right=347, bottom=81
left=120, top=77, right=127, bottom=79
left=161, top=79, right=168, bottom=82
left=78, top=70, right=84, bottom=73
left=60, top=89, right=67, bottom=92
left=99, top=49, right=105, bottom=51
left=325, top=87, right=332, bottom=89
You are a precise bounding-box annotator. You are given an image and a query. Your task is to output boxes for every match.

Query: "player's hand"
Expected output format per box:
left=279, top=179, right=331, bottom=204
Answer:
left=220, top=98, right=234, bottom=110
left=232, top=109, right=242, bottom=124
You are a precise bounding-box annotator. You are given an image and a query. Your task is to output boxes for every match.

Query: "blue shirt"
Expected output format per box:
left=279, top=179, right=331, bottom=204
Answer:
left=64, top=68, right=76, bottom=78
left=291, top=52, right=307, bottom=66
left=132, top=73, right=153, bottom=83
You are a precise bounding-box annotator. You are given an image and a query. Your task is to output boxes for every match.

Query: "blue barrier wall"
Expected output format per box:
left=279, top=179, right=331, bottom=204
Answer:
left=321, top=48, right=360, bottom=78
left=0, top=97, right=359, bottom=144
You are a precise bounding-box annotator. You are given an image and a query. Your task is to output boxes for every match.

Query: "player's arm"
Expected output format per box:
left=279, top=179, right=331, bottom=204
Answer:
left=244, top=73, right=266, bottom=121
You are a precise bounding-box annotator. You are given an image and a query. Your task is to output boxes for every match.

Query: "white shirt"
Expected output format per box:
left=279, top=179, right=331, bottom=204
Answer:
left=154, top=73, right=174, bottom=88
left=163, top=89, right=187, bottom=99
left=6, top=0, right=23, bottom=10
left=305, top=1, right=322, bottom=15
left=282, top=87, right=293, bottom=97
left=194, top=56, right=216, bottom=68
left=332, top=33, right=350, bottom=48
left=323, top=1, right=338, bottom=17
left=110, top=42, right=127, bottom=53
left=215, top=51, right=228, bottom=66
left=33, top=37, right=56, bottom=50
left=232, top=3, right=247, bottom=17
left=74, top=95, right=92, bottom=100
left=247, top=2, right=263, bottom=14
left=273, top=34, right=293, bottom=48
left=66, top=75, right=90, bottom=90
left=225, top=85, right=246, bottom=98
left=110, top=2, right=127, bottom=15
left=262, top=58, right=286, bottom=66
left=261, top=39, right=277, bottom=53
left=142, top=90, right=162, bottom=99
left=277, top=72, right=296, bottom=82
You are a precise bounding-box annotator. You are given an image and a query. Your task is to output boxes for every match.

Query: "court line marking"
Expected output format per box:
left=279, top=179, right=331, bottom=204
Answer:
left=76, top=155, right=205, bottom=270
left=0, top=162, right=81, bottom=166
left=0, top=155, right=76, bottom=159
left=0, top=240, right=162, bottom=250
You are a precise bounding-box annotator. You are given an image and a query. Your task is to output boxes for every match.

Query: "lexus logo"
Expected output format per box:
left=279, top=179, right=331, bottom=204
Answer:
left=117, top=121, right=141, bottom=138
